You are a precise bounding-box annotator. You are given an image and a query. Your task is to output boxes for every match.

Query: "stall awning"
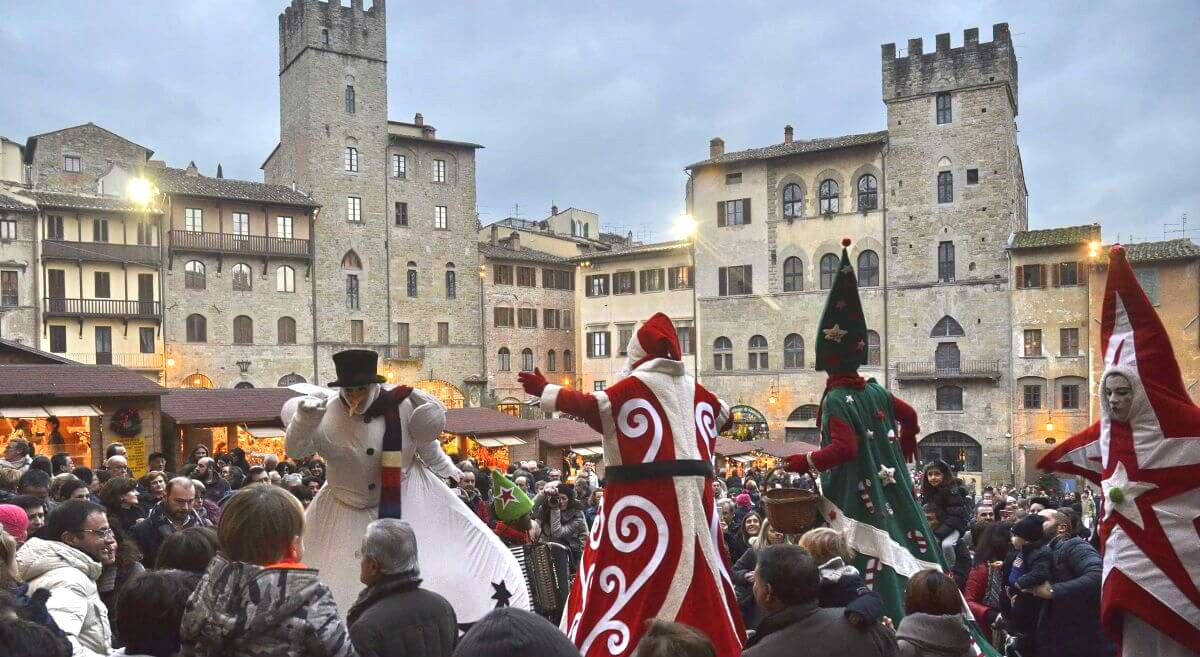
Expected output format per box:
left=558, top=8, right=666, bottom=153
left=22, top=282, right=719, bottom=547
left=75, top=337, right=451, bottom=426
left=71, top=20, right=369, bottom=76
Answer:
left=474, top=436, right=527, bottom=448
left=242, top=425, right=286, bottom=439
left=571, top=445, right=604, bottom=457
left=730, top=454, right=757, bottom=464
left=0, top=404, right=101, bottom=418
left=0, top=406, right=51, bottom=418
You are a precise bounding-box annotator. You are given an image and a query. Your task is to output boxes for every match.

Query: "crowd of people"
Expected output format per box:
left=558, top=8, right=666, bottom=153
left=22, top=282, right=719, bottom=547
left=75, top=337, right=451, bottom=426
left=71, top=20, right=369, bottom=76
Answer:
left=0, top=429, right=1114, bottom=657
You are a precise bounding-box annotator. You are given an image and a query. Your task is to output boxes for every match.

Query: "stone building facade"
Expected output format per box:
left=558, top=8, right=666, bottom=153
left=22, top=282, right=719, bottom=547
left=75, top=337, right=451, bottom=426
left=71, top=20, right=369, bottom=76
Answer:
left=0, top=189, right=38, bottom=342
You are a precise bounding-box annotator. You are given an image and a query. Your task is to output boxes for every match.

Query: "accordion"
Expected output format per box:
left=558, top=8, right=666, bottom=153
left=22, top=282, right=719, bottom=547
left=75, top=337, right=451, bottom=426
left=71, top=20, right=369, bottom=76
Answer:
left=510, top=542, right=571, bottom=620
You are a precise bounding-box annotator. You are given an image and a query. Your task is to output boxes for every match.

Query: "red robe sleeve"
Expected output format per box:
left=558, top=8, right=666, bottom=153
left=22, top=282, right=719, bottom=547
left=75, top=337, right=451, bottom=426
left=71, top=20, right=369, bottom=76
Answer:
left=891, top=394, right=920, bottom=463
left=786, top=416, right=858, bottom=473
left=539, top=384, right=606, bottom=436
left=964, top=564, right=993, bottom=627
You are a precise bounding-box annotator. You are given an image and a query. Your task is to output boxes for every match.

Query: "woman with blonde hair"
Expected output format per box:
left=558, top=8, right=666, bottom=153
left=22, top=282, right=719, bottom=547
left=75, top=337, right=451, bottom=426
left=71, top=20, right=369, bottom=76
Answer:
left=799, top=527, right=882, bottom=626
left=179, top=485, right=353, bottom=657
left=733, top=517, right=792, bottom=628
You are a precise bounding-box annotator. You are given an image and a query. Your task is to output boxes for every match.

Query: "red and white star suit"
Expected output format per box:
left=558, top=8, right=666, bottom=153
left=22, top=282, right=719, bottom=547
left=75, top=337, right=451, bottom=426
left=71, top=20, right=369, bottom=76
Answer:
left=1040, top=245, right=1200, bottom=656
left=519, top=313, right=745, bottom=657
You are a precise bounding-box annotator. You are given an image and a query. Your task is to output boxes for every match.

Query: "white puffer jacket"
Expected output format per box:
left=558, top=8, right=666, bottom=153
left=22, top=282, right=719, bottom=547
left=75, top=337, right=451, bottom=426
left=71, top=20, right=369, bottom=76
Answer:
left=15, top=537, right=112, bottom=657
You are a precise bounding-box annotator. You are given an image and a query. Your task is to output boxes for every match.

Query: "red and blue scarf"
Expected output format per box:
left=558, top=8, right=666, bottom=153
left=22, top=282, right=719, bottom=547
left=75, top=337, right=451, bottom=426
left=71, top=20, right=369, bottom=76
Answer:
left=363, top=385, right=413, bottom=520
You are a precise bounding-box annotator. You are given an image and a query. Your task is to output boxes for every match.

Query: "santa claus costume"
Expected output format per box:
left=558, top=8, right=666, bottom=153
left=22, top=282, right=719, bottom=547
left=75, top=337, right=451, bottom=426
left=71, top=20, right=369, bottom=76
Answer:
left=282, top=349, right=529, bottom=619
left=519, top=313, right=745, bottom=657
left=1040, top=245, right=1200, bottom=657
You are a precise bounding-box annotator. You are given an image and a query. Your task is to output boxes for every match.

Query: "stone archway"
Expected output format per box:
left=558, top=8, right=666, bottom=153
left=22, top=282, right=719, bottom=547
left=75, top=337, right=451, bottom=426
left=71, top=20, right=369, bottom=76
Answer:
left=415, top=379, right=466, bottom=409
left=181, top=372, right=214, bottom=389
left=918, top=431, right=982, bottom=472
left=722, top=404, right=769, bottom=442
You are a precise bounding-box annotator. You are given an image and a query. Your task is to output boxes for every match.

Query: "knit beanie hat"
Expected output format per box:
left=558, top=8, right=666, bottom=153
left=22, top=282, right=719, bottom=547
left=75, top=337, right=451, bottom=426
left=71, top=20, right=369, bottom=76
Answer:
left=735, top=493, right=752, bottom=508
left=1012, top=514, right=1045, bottom=542
left=452, top=607, right=581, bottom=657
left=0, top=504, right=29, bottom=542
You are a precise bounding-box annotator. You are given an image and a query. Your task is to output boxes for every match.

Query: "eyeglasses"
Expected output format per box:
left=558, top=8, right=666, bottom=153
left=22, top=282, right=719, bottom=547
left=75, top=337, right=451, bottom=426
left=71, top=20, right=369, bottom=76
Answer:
left=82, top=528, right=116, bottom=540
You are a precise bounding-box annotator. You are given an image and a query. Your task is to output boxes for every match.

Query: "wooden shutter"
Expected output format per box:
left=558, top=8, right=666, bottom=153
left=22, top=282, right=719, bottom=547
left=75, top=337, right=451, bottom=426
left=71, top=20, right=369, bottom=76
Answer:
left=743, top=198, right=752, bottom=224
left=1051, top=263, right=1060, bottom=287
left=717, top=201, right=726, bottom=227
left=1038, top=264, right=1048, bottom=288
left=745, top=265, right=753, bottom=294
left=719, top=267, right=728, bottom=296
left=1015, top=265, right=1024, bottom=289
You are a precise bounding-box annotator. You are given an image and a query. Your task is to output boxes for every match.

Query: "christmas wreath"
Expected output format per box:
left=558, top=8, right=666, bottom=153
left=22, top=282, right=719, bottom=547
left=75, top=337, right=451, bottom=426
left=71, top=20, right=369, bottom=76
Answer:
left=110, top=408, right=143, bottom=437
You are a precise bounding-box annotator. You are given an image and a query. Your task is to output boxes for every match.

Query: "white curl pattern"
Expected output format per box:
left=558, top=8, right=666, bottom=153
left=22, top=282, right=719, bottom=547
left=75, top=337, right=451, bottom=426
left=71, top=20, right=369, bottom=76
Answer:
left=618, top=399, right=664, bottom=464
left=695, top=402, right=718, bottom=459
left=578, top=495, right=669, bottom=657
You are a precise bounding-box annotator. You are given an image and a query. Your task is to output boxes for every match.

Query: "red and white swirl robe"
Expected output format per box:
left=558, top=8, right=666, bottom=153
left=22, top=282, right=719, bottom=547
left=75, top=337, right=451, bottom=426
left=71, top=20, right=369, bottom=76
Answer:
left=539, top=357, right=746, bottom=657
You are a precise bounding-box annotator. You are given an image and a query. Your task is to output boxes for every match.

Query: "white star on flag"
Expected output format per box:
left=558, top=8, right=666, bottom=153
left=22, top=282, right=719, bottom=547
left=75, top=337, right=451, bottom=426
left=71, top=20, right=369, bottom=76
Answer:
left=1101, top=460, right=1157, bottom=530
left=878, top=465, right=896, bottom=486
left=845, top=395, right=854, bottom=404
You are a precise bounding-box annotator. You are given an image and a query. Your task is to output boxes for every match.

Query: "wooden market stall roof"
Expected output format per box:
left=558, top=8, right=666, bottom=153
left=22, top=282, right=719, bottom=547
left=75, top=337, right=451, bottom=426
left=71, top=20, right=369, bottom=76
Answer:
left=0, top=365, right=166, bottom=399
left=714, top=437, right=816, bottom=460
left=442, top=407, right=545, bottom=437
left=160, top=388, right=301, bottom=425
left=537, top=418, right=603, bottom=448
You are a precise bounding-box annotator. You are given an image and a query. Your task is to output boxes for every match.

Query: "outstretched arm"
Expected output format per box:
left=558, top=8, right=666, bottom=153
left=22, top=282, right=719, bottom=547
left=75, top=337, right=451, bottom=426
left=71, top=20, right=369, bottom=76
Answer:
left=891, top=395, right=920, bottom=463
left=785, top=416, right=859, bottom=474
left=408, top=390, right=462, bottom=481
left=283, top=393, right=332, bottom=459
left=519, top=369, right=606, bottom=435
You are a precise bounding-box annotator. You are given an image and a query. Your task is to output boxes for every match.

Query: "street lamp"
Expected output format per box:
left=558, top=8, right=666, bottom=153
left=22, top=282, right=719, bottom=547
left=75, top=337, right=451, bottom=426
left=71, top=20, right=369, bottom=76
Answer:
left=126, top=178, right=155, bottom=206
left=1088, top=240, right=1101, bottom=260
left=236, top=360, right=251, bottom=375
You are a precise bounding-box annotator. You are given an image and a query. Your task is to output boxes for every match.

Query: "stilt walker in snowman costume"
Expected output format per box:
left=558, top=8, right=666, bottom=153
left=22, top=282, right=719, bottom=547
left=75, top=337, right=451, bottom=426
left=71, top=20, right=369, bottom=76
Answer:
left=518, top=313, right=745, bottom=657
left=282, top=349, right=529, bottom=620
left=1040, top=245, right=1200, bottom=657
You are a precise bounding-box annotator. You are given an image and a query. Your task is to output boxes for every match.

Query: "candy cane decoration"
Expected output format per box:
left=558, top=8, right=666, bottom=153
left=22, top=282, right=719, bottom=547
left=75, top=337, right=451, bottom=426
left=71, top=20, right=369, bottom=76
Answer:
left=907, top=529, right=928, bottom=554
left=863, top=558, right=880, bottom=589
left=858, top=478, right=875, bottom=514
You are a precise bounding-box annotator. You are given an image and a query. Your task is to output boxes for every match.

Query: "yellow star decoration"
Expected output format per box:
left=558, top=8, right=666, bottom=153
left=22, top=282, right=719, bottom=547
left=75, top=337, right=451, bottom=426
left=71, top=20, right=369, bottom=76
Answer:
left=823, top=324, right=848, bottom=343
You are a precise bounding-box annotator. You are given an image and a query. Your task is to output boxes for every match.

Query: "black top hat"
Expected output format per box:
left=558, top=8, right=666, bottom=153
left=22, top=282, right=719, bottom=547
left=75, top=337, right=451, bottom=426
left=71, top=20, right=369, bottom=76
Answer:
left=328, top=349, right=387, bottom=387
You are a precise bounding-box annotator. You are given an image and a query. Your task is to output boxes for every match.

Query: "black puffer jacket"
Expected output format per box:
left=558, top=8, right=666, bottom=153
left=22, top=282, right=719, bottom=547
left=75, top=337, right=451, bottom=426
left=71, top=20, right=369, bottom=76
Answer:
left=1033, top=536, right=1115, bottom=657
left=347, top=573, right=457, bottom=657
left=920, top=461, right=970, bottom=533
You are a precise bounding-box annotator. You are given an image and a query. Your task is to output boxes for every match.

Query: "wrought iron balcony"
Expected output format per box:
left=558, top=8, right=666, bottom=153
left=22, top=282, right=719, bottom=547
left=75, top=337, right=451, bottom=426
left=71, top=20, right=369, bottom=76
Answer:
left=66, top=352, right=165, bottom=369
left=42, top=239, right=160, bottom=266
left=894, top=359, right=1002, bottom=382
left=169, top=230, right=311, bottom=258
left=44, top=298, right=161, bottom=321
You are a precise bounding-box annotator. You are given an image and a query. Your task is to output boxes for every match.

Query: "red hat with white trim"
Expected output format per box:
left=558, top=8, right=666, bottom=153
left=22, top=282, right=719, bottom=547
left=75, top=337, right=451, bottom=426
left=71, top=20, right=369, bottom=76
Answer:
left=625, top=312, right=682, bottom=363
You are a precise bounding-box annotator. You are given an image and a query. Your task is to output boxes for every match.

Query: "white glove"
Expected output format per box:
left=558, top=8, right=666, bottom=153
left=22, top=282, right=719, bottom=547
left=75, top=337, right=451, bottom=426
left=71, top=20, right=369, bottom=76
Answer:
left=294, top=396, right=327, bottom=427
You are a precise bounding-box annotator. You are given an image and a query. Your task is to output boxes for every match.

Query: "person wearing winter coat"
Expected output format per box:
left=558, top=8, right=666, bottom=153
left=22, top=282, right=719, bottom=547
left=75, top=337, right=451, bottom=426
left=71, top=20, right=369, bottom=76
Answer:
left=348, top=519, right=457, bottom=657
left=919, top=461, right=969, bottom=571
left=179, top=485, right=355, bottom=657
left=1028, top=509, right=1115, bottom=657
left=963, top=522, right=1010, bottom=643
left=531, top=482, right=587, bottom=569
left=799, top=528, right=883, bottom=627
left=111, top=569, right=199, bottom=657
left=15, top=499, right=117, bottom=657
left=732, top=517, right=792, bottom=631
left=894, top=569, right=973, bottom=657
left=727, top=511, right=761, bottom=565
left=1, top=527, right=65, bottom=641
left=131, top=478, right=211, bottom=568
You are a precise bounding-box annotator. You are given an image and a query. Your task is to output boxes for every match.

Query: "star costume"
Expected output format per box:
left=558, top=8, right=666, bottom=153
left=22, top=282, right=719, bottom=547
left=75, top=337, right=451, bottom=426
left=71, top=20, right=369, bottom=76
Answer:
left=281, top=350, right=529, bottom=621
left=1039, top=245, right=1200, bottom=656
left=785, top=240, right=997, bottom=655
left=519, top=313, right=745, bottom=657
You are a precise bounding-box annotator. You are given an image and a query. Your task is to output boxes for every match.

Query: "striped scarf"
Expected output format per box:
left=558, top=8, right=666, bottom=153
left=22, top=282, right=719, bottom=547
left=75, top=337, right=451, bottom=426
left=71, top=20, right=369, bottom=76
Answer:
left=363, top=385, right=413, bottom=519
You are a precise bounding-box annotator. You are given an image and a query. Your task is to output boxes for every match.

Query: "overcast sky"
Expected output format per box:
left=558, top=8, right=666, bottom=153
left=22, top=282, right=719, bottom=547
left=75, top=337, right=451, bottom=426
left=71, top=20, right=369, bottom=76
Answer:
left=2, top=1, right=1197, bottom=243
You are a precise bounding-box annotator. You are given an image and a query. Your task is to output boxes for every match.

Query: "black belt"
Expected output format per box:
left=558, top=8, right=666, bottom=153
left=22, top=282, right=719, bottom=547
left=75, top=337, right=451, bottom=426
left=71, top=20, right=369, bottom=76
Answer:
left=605, top=459, right=714, bottom=484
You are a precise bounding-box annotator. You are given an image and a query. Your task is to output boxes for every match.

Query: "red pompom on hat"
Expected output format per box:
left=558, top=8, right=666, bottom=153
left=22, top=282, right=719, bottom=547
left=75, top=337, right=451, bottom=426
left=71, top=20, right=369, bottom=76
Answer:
left=841, top=237, right=852, bottom=247
left=625, top=312, right=683, bottom=363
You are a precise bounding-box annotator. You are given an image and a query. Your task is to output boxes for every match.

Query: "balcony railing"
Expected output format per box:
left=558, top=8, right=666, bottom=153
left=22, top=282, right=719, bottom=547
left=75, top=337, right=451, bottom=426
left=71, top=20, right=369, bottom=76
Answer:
left=895, top=359, right=1002, bottom=382
left=169, top=230, right=312, bottom=258
left=44, top=297, right=161, bottom=320
left=42, top=239, right=160, bottom=266
left=66, top=352, right=165, bottom=369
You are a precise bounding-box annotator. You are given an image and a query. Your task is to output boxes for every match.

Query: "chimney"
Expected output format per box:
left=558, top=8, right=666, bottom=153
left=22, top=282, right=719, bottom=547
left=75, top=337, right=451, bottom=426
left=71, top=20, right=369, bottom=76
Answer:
left=709, top=137, right=725, bottom=159
left=185, top=161, right=199, bottom=177
left=414, top=113, right=424, bottom=127
left=216, top=163, right=224, bottom=179
left=490, top=224, right=499, bottom=245
left=550, top=204, right=559, bottom=216
left=509, top=232, right=521, bottom=251
left=784, top=125, right=794, bottom=144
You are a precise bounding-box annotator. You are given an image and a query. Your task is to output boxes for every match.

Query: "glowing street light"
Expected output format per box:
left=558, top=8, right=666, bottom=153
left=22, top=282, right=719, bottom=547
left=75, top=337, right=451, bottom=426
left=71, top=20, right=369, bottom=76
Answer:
left=126, top=178, right=155, bottom=206
left=1045, top=421, right=1054, bottom=433
left=674, top=214, right=697, bottom=239
left=1088, top=240, right=1101, bottom=259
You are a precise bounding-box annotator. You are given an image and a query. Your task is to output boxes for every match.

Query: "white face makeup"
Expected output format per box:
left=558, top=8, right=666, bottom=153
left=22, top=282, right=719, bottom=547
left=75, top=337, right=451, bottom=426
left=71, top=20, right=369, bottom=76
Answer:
left=1104, top=373, right=1134, bottom=422
left=343, top=385, right=374, bottom=415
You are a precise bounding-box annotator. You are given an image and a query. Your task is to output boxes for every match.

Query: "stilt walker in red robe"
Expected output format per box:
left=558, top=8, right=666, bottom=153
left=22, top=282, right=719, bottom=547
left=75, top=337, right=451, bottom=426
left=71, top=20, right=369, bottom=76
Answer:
left=1040, top=245, right=1200, bottom=656
left=518, top=313, right=745, bottom=657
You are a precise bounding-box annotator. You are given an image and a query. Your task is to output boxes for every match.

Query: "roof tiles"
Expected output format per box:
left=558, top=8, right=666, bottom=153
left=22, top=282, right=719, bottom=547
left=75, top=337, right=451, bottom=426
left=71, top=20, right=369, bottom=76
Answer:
left=686, top=130, right=888, bottom=170
left=0, top=365, right=165, bottom=399
left=1010, top=224, right=1101, bottom=250
left=145, top=167, right=318, bottom=208
left=160, top=387, right=301, bottom=425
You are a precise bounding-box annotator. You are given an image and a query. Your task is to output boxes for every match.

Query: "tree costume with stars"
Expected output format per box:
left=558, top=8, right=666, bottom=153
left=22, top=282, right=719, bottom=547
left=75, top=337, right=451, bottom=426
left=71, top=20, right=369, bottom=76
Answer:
left=784, top=240, right=997, bottom=655
left=1040, top=245, right=1200, bottom=656
left=518, top=313, right=745, bottom=657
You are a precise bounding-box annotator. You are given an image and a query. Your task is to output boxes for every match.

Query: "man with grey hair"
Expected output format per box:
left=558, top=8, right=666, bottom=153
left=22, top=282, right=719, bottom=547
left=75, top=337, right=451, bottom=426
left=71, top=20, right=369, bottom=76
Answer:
left=105, top=454, right=129, bottom=479
left=132, top=476, right=211, bottom=566
left=347, top=519, right=457, bottom=657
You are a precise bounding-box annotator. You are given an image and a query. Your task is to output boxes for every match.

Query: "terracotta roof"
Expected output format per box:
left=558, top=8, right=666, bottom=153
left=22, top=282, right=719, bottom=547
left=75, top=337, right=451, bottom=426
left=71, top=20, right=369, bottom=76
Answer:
left=478, top=242, right=567, bottom=264
left=443, top=407, right=545, bottom=436
left=569, top=239, right=689, bottom=262
left=0, top=365, right=165, bottom=399
left=1123, top=239, right=1200, bottom=264
left=686, top=130, right=888, bottom=169
left=145, top=167, right=318, bottom=208
left=0, top=190, right=36, bottom=212
left=537, top=418, right=602, bottom=447
left=32, top=190, right=161, bottom=214
left=0, top=338, right=75, bottom=365
left=1009, top=224, right=1101, bottom=250
left=714, top=438, right=815, bottom=459
left=386, top=133, right=484, bottom=150
left=160, top=387, right=301, bottom=425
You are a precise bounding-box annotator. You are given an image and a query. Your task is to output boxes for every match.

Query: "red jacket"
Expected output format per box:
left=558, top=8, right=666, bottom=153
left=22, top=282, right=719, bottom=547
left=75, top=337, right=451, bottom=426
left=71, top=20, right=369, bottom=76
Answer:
left=964, top=563, right=996, bottom=643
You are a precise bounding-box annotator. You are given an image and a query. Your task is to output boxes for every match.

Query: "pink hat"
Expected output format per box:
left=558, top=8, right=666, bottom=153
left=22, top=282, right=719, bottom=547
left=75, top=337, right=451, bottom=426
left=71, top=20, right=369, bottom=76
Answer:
left=0, top=504, right=28, bottom=542
left=734, top=493, right=752, bottom=508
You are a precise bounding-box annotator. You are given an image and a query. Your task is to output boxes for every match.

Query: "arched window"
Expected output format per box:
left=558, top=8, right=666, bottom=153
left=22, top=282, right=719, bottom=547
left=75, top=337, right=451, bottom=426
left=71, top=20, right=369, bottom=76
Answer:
left=819, top=179, right=839, bottom=214
left=277, top=316, right=296, bottom=345
left=341, top=250, right=362, bottom=270
left=522, top=348, right=534, bottom=372
left=782, top=256, right=803, bottom=292
left=782, top=183, right=803, bottom=218
left=547, top=349, right=557, bottom=372
left=857, top=174, right=878, bottom=210
left=784, top=333, right=804, bottom=369
left=232, top=263, right=252, bottom=291
left=233, top=315, right=253, bottom=344
left=407, top=261, right=418, bottom=297
left=724, top=405, right=769, bottom=442
left=234, top=381, right=255, bottom=389
left=748, top=335, right=768, bottom=370
left=919, top=431, right=982, bottom=472
left=184, top=260, right=206, bottom=290
left=278, top=373, right=306, bottom=387
left=867, top=330, right=881, bottom=366
left=182, top=373, right=213, bottom=389
left=930, top=316, right=965, bottom=338
left=186, top=314, right=206, bottom=343
left=788, top=404, right=819, bottom=422
left=937, top=385, right=963, bottom=411
left=713, top=337, right=733, bottom=371
left=276, top=265, right=295, bottom=293
left=857, top=250, right=879, bottom=287
left=563, top=349, right=573, bottom=372
left=935, top=342, right=961, bottom=370
left=345, top=84, right=356, bottom=114
left=497, top=347, right=511, bottom=372
left=937, top=171, right=953, bottom=204
left=445, top=267, right=456, bottom=299
left=819, top=253, right=839, bottom=289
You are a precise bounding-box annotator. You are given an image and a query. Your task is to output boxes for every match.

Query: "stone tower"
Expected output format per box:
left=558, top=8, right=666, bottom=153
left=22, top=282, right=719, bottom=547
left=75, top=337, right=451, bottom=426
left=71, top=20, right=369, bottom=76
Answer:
left=268, top=0, right=389, bottom=380
left=882, top=25, right=1028, bottom=483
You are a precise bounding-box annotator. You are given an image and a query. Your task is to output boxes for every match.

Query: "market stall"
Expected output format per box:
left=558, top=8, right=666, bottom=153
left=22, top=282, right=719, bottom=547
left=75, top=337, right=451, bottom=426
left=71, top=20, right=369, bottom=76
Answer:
left=714, top=437, right=816, bottom=480
left=442, top=407, right=545, bottom=471
left=537, top=418, right=605, bottom=481
left=160, top=387, right=301, bottom=470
